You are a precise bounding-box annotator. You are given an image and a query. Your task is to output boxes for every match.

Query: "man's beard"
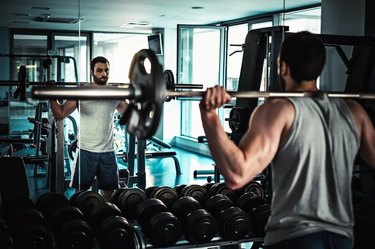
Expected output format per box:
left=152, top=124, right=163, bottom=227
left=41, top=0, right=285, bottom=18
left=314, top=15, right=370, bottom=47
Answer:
left=93, top=75, right=108, bottom=85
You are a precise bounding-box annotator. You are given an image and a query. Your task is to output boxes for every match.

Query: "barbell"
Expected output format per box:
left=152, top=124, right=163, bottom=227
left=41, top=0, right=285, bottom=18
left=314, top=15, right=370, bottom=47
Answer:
left=32, top=49, right=375, bottom=139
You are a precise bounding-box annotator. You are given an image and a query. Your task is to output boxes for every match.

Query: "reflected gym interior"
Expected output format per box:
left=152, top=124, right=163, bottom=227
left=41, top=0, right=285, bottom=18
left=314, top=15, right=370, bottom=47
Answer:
left=0, top=0, right=374, bottom=249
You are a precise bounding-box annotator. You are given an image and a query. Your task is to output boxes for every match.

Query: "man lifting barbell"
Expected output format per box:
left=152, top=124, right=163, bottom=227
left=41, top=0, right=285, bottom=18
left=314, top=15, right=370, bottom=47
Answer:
left=50, top=56, right=128, bottom=202
left=32, top=34, right=375, bottom=248
left=199, top=31, right=375, bottom=249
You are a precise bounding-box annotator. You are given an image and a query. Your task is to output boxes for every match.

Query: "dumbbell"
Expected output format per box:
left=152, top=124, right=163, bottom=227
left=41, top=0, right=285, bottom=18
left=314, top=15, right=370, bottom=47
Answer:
left=111, top=187, right=147, bottom=220
left=174, top=184, right=187, bottom=197
left=148, top=186, right=179, bottom=209
left=209, top=182, right=242, bottom=203
left=70, top=190, right=106, bottom=217
left=179, top=184, right=209, bottom=205
left=205, top=194, right=252, bottom=241
left=2, top=198, right=53, bottom=249
left=137, top=198, right=182, bottom=247
left=171, top=196, right=218, bottom=244
left=243, top=180, right=265, bottom=198
left=72, top=190, right=145, bottom=249
left=36, top=192, right=94, bottom=249
left=89, top=202, right=144, bottom=249
left=237, top=191, right=269, bottom=236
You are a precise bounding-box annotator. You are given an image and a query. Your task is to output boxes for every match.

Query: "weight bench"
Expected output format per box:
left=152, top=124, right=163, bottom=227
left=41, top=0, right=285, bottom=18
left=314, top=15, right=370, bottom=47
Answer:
left=143, top=150, right=181, bottom=174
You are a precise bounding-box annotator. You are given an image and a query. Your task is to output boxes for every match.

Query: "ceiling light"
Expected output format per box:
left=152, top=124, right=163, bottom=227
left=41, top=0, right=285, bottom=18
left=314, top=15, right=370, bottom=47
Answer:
left=120, top=21, right=150, bottom=28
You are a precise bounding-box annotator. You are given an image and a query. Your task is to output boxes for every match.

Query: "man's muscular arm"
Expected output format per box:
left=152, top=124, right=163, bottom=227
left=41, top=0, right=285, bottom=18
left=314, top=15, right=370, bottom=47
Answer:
left=50, top=99, right=78, bottom=121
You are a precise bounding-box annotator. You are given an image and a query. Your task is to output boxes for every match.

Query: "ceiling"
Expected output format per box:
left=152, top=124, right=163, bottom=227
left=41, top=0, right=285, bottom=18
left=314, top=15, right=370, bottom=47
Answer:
left=1, top=0, right=320, bottom=33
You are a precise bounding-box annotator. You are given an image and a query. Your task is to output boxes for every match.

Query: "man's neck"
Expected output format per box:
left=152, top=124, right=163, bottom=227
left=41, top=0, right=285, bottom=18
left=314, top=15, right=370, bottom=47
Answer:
left=287, top=80, right=319, bottom=92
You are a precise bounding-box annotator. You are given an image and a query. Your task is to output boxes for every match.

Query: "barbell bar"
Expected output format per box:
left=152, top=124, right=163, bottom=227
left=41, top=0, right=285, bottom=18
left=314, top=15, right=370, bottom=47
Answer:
left=32, top=85, right=375, bottom=100
left=30, top=48, right=375, bottom=140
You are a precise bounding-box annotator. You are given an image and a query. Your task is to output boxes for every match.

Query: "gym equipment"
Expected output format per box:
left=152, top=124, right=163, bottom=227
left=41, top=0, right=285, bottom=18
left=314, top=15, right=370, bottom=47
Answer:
left=205, top=194, right=251, bottom=241
left=2, top=198, right=53, bottom=249
left=243, top=181, right=265, bottom=198
left=226, top=107, right=252, bottom=133
left=209, top=182, right=242, bottom=203
left=137, top=198, right=182, bottom=247
left=71, top=190, right=144, bottom=249
left=171, top=196, right=218, bottom=244
left=32, top=49, right=375, bottom=140
left=35, top=192, right=95, bottom=249
left=49, top=205, right=94, bottom=249
left=237, top=192, right=269, bottom=237
left=111, top=187, right=147, bottom=220
left=179, top=184, right=209, bottom=205
left=70, top=190, right=106, bottom=217
left=148, top=186, right=179, bottom=209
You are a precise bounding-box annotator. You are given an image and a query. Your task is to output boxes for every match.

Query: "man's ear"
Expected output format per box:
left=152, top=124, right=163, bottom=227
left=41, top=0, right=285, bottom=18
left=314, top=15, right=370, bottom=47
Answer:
left=279, top=61, right=289, bottom=77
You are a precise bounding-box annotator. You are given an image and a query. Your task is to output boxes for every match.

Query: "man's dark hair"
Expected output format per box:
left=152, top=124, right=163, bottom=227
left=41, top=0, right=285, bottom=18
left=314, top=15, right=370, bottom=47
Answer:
left=279, top=31, right=326, bottom=82
left=90, top=56, right=110, bottom=72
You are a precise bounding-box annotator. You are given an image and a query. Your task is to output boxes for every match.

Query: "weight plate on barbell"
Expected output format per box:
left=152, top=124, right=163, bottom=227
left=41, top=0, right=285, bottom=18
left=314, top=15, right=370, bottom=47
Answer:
left=126, top=49, right=165, bottom=139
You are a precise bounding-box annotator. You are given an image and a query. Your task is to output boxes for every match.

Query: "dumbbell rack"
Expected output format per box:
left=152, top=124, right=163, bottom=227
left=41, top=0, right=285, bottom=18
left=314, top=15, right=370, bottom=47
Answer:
left=87, top=227, right=265, bottom=249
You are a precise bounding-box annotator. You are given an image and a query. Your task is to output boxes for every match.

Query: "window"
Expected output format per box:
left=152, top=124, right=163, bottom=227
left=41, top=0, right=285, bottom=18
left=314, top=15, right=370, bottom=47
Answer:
left=177, top=25, right=226, bottom=139
left=92, top=33, right=149, bottom=83
left=281, top=7, right=321, bottom=33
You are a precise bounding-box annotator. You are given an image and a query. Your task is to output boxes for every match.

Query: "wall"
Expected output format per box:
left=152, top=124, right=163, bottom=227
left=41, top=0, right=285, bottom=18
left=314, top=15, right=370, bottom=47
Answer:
left=320, top=0, right=366, bottom=91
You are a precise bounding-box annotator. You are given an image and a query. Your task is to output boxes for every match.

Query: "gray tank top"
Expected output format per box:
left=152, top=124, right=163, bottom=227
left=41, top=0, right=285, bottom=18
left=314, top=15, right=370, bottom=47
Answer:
left=78, top=100, right=120, bottom=152
left=264, top=94, right=360, bottom=245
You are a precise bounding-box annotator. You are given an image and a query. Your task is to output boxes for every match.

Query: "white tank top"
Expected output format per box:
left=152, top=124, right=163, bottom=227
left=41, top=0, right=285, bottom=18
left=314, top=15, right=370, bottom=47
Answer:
left=78, top=99, right=120, bottom=152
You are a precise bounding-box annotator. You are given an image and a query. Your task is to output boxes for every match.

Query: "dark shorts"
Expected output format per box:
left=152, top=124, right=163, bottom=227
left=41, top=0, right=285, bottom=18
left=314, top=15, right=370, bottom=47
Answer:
left=265, top=231, right=353, bottom=249
left=71, top=149, right=119, bottom=191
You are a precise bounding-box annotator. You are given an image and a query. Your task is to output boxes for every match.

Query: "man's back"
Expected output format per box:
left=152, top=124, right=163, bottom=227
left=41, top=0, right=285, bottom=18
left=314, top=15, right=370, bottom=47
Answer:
left=265, top=95, right=360, bottom=246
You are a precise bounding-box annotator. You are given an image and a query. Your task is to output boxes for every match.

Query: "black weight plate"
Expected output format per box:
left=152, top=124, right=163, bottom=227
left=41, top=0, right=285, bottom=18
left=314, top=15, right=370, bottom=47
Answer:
left=74, top=190, right=106, bottom=216
left=49, top=205, right=85, bottom=230
left=136, top=198, right=168, bottom=229
left=35, top=192, right=69, bottom=221
left=219, top=206, right=251, bottom=241
left=171, top=196, right=201, bottom=223
left=185, top=208, right=218, bottom=244
left=58, top=220, right=94, bottom=249
left=237, top=192, right=267, bottom=214
left=100, top=216, right=136, bottom=249
left=89, top=202, right=122, bottom=232
left=118, top=188, right=147, bottom=220
left=127, top=49, right=165, bottom=139
left=150, top=186, right=179, bottom=209
left=244, top=181, right=265, bottom=198
left=110, top=188, right=127, bottom=205
left=180, top=184, right=208, bottom=205
left=148, top=211, right=182, bottom=248
left=205, top=194, right=234, bottom=218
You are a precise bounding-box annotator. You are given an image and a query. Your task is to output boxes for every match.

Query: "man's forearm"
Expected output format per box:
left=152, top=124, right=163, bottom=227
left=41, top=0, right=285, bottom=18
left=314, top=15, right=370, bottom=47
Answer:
left=50, top=99, right=71, bottom=121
